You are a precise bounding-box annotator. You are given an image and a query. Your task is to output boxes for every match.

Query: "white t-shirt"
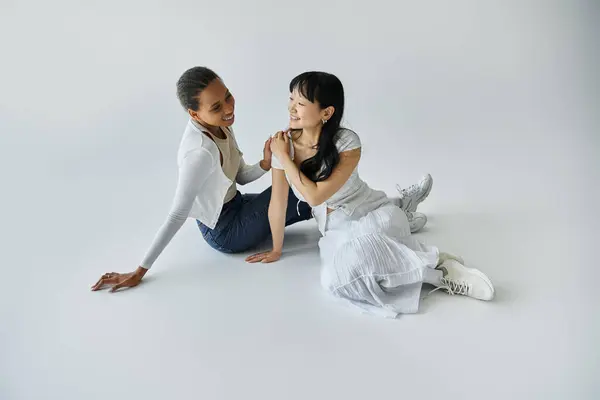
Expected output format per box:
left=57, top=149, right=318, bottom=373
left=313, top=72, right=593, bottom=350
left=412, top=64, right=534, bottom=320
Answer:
left=272, top=128, right=374, bottom=234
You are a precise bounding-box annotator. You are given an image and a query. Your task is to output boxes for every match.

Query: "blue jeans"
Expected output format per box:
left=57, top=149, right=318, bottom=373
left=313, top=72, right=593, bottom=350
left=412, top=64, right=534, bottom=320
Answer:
left=197, top=187, right=312, bottom=253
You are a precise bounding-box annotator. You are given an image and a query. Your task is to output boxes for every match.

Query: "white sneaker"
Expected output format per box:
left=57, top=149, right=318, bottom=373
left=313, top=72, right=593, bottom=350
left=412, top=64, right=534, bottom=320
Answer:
left=396, top=174, right=433, bottom=213
left=433, top=259, right=495, bottom=301
left=407, top=211, right=427, bottom=233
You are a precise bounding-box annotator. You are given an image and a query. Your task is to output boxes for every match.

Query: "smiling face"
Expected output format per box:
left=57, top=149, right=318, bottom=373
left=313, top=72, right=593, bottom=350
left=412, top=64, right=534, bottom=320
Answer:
left=285, top=71, right=346, bottom=183
left=188, top=78, right=236, bottom=128
left=288, top=87, right=334, bottom=131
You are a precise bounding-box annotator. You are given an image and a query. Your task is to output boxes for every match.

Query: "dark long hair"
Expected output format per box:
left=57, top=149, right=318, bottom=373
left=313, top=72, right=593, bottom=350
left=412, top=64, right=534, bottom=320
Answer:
left=289, top=71, right=345, bottom=182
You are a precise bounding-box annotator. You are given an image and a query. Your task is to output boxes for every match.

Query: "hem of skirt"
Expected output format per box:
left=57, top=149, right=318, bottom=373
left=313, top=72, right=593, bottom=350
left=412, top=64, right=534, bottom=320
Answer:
left=330, top=283, right=423, bottom=319
left=329, top=267, right=424, bottom=293
left=328, top=268, right=424, bottom=318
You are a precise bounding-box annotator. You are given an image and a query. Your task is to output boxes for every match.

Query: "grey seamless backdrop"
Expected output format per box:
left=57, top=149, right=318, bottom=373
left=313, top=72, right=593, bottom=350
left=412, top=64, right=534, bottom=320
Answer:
left=0, top=1, right=598, bottom=399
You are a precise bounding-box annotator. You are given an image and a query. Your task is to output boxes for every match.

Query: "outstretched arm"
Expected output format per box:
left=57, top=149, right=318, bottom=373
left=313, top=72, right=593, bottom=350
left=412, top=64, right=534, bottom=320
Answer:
left=138, top=150, right=214, bottom=269
left=91, top=149, right=214, bottom=292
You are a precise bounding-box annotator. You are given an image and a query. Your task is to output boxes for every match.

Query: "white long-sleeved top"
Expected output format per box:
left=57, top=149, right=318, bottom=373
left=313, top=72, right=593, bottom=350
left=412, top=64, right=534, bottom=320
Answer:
left=140, top=120, right=267, bottom=269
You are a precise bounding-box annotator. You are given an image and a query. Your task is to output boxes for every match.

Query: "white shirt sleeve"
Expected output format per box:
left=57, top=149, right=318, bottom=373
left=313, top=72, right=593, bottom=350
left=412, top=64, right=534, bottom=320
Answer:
left=335, top=129, right=362, bottom=153
left=236, top=156, right=267, bottom=185
left=140, top=149, right=215, bottom=269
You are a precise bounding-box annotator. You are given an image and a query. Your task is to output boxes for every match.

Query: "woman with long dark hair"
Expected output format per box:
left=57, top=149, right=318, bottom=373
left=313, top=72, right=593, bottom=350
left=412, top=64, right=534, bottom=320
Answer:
left=91, top=67, right=432, bottom=292
left=247, top=71, right=495, bottom=317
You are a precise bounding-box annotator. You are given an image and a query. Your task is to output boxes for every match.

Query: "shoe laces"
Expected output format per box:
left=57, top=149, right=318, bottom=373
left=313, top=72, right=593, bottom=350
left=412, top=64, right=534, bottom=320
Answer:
left=396, top=182, right=420, bottom=198
left=429, top=277, right=471, bottom=296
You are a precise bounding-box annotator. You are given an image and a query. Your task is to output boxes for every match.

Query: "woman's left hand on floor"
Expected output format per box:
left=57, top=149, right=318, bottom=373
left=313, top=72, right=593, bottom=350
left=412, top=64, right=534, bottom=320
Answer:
left=245, top=250, right=282, bottom=264
left=91, top=267, right=147, bottom=292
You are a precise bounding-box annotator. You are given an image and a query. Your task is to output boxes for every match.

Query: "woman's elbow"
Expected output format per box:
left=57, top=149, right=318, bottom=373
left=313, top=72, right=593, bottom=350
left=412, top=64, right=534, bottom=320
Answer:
left=235, top=175, right=250, bottom=186
left=304, top=193, right=325, bottom=208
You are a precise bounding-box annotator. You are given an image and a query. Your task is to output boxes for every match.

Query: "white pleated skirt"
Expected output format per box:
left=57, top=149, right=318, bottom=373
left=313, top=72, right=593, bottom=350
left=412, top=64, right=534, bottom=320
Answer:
left=318, top=191, right=440, bottom=318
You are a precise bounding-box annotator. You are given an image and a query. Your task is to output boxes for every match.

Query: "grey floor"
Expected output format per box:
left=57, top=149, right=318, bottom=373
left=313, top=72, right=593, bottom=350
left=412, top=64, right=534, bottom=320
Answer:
left=1, top=1, right=598, bottom=399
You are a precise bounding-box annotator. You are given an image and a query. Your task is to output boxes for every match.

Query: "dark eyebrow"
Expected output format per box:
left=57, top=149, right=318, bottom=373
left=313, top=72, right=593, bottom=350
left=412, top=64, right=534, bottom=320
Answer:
left=210, top=91, right=231, bottom=110
left=210, top=100, right=221, bottom=110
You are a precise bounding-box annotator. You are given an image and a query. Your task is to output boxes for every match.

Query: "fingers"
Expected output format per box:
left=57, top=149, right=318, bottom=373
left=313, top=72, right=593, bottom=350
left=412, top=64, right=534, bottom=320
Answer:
left=264, top=137, right=273, bottom=151
left=91, top=271, right=143, bottom=293
left=92, top=272, right=115, bottom=290
left=91, top=273, right=122, bottom=291
left=246, top=252, right=281, bottom=264
left=92, top=277, right=117, bottom=291
left=110, top=279, right=128, bottom=293
left=261, top=253, right=281, bottom=263
left=91, top=276, right=103, bottom=289
left=91, top=278, right=105, bottom=291
left=245, top=252, right=267, bottom=263
left=245, top=252, right=274, bottom=263
left=110, top=276, right=139, bottom=293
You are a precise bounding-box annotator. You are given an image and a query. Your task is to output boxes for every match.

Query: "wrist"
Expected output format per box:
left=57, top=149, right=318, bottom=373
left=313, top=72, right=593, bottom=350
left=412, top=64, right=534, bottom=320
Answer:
left=135, top=266, right=148, bottom=278
left=275, top=152, right=291, bottom=164
left=260, top=159, right=271, bottom=171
